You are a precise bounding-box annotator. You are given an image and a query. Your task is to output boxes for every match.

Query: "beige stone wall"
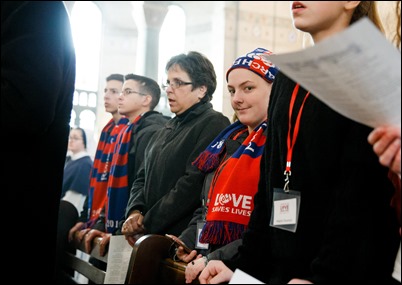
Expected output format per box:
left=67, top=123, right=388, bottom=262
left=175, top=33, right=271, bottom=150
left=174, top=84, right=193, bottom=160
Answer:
left=65, top=1, right=400, bottom=137
left=378, top=1, right=400, bottom=47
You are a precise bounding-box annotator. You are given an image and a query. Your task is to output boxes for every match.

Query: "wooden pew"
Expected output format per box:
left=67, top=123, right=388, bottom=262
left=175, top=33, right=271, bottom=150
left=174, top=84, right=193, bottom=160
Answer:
left=62, top=234, right=192, bottom=284
left=126, top=234, right=190, bottom=284
left=63, top=236, right=108, bottom=284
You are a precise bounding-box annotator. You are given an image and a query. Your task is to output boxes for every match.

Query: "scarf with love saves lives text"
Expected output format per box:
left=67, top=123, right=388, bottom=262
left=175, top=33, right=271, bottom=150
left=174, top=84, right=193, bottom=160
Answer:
left=193, top=120, right=267, bottom=245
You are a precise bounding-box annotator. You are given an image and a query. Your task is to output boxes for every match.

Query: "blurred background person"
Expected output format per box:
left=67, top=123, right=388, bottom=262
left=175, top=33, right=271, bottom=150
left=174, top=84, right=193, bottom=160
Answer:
left=63, top=73, right=127, bottom=282
left=68, top=74, right=126, bottom=240
left=61, top=127, right=93, bottom=214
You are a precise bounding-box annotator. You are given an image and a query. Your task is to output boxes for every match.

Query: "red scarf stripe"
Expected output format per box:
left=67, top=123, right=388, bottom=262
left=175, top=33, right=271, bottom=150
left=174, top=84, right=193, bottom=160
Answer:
left=200, top=121, right=267, bottom=245
left=105, top=115, right=142, bottom=233
left=87, top=117, right=129, bottom=226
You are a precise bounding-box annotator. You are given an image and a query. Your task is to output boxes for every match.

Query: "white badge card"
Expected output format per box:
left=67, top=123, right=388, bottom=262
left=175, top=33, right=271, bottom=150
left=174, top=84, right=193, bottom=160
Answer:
left=195, top=221, right=209, bottom=250
left=270, top=188, right=301, bottom=233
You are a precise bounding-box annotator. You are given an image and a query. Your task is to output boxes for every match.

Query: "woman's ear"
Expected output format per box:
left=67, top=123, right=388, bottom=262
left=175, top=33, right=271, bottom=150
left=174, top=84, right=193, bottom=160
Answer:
left=345, top=1, right=361, bottom=11
left=198, top=86, right=207, bottom=100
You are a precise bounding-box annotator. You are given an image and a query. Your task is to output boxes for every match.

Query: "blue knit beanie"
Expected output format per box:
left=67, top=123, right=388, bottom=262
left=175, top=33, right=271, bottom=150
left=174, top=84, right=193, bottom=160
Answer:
left=226, top=48, right=279, bottom=83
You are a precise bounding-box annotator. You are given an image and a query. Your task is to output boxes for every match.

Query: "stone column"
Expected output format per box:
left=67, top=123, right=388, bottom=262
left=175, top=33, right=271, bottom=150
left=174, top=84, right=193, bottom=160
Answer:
left=132, top=1, right=170, bottom=80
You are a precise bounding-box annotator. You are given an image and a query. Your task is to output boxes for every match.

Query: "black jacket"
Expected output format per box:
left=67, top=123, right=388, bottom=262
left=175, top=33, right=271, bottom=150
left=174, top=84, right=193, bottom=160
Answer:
left=224, top=72, right=399, bottom=284
left=126, top=102, right=230, bottom=236
left=127, top=111, right=170, bottom=189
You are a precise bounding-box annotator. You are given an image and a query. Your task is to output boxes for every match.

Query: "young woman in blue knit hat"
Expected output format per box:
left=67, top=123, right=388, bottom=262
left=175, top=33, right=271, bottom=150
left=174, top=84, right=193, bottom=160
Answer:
left=170, top=48, right=278, bottom=283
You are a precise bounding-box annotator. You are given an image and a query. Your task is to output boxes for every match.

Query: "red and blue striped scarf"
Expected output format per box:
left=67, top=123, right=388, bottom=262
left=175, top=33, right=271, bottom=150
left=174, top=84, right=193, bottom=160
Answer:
left=105, top=115, right=142, bottom=233
left=86, top=117, right=129, bottom=228
left=192, top=121, right=246, bottom=172
left=195, top=121, right=267, bottom=245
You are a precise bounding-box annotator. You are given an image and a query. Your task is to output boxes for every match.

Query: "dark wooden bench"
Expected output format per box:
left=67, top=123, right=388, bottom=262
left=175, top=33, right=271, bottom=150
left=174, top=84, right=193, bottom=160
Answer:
left=62, top=234, right=192, bottom=284
left=126, top=234, right=190, bottom=284
left=63, top=236, right=108, bottom=284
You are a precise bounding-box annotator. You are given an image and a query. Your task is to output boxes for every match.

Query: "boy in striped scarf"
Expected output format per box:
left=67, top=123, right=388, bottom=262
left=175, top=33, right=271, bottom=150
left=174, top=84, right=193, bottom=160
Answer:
left=78, top=74, right=168, bottom=257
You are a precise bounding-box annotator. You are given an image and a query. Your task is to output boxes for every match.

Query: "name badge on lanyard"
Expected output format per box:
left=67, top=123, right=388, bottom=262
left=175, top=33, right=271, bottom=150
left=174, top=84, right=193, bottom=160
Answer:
left=269, top=84, right=309, bottom=233
left=270, top=188, right=300, bottom=233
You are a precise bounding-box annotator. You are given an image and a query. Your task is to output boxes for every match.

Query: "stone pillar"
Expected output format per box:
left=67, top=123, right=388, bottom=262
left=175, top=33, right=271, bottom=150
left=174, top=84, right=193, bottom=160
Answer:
left=132, top=1, right=169, bottom=80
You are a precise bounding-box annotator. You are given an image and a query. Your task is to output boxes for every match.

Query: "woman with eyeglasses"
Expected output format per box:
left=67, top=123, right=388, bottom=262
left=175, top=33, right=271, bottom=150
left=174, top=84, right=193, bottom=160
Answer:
left=121, top=51, right=230, bottom=244
left=61, top=127, right=93, bottom=214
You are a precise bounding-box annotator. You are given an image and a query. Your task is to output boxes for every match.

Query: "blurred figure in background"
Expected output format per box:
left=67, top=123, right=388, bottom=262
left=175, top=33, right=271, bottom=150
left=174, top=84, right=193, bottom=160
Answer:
left=63, top=74, right=127, bottom=282
left=68, top=74, right=127, bottom=242
left=61, top=127, right=93, bottom=214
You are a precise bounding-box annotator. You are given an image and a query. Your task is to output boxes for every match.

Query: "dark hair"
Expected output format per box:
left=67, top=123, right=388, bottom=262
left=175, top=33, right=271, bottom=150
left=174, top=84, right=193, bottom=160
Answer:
left=124, top=73, right=161, bottom=110
left=106, top=73, right=124, bottom=83
left=75, top=127, right=87, bottom=149
left=165, top=51, right=217, bottom=101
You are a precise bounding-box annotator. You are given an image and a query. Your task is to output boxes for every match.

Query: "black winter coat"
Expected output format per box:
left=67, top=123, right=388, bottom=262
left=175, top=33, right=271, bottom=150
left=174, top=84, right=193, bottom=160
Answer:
left=126, top=102, right=230, bottom=236
left=224, top=72, right=400, bottom=284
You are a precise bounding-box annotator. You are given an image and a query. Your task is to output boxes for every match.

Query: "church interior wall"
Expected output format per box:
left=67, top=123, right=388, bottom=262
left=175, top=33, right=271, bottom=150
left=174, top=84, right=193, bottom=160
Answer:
left=63, top=1, right=399, bottom=156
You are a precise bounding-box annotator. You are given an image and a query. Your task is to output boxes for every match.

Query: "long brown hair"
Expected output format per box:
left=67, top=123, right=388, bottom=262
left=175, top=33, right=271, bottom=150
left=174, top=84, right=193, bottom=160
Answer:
left=351, top=1, right=384, bottom=32
left=395, top=1, right=401, bottom=49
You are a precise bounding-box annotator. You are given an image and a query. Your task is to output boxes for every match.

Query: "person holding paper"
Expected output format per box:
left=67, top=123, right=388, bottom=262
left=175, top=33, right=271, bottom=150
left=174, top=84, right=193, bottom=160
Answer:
left=199, top=2, right=399, bottom=284
left=368, top=125, right=401, bottom=176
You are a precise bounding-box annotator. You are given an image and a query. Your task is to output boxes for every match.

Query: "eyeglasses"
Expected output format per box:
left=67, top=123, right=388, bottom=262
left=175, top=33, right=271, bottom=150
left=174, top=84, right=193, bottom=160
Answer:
left=120, top=89, right=146, bottom=96
left=69, top=137, right=82, bottom=141
left=162, top=79, right=193, bottom=90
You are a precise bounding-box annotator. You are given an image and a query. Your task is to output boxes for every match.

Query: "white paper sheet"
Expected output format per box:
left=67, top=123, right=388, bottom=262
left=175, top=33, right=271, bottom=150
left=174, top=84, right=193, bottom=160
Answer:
left=104, top=235, right=133, bottom=284
left=264, top=18, right=401, bottom=128
left=229, top=268, right=265, bottom=284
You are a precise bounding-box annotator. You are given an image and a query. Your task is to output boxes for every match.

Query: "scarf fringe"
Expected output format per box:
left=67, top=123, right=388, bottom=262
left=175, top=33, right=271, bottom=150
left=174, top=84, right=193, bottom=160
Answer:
left=192, top=150, right=220, bottom=173
left=199, top=221, right=246, bottom=245
left=193, top=121, right=245, bottom=173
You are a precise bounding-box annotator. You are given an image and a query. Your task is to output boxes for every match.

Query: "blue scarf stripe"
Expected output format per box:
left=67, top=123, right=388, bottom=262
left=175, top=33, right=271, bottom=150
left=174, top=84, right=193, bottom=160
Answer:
left=109, top=164, right=128, bottom=178
left=193, top=121, right=246, bottom=172
left=106, top=186, right=129, bottom=233
left=232, top=142, right=265, bottom=159
left=106, top=121, right=136, bottom=233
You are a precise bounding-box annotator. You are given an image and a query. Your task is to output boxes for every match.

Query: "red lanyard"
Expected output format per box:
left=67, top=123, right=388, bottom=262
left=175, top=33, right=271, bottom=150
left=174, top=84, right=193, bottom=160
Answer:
left=284, top=83, right=310, bottom=191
